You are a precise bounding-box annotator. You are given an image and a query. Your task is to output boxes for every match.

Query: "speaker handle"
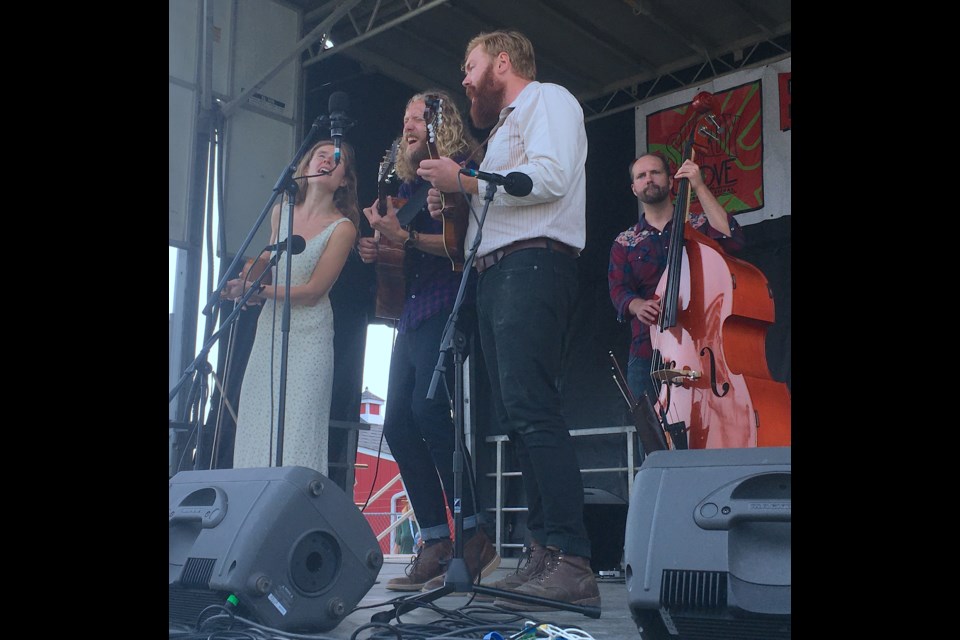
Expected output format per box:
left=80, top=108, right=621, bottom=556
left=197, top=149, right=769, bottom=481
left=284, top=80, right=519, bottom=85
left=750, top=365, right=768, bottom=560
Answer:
left=169, top=486, right=228, bottom=529
left=693, top=471, right=790, bottom=530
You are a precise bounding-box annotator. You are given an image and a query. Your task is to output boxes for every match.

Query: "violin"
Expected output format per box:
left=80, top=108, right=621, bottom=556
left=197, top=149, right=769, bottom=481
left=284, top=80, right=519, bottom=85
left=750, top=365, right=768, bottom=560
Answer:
left=220, top=254, right=272, bottom=299
left=239, top=254, right=272, bottom=288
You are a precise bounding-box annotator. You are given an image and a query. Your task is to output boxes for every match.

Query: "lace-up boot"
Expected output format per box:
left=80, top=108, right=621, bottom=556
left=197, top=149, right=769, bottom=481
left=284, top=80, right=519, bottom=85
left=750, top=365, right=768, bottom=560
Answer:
left=385, top=538, right=453, bottom=591
left=473, top=540, right=549, bottom=601
left=492, top=546, right=600, bottom=610
left=422, top=528, right=501, bottom=592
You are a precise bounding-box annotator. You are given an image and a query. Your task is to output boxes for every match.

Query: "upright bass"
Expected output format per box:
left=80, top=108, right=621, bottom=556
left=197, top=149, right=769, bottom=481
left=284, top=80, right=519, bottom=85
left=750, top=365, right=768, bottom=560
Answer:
left=650, top=91, right=790, bottom=450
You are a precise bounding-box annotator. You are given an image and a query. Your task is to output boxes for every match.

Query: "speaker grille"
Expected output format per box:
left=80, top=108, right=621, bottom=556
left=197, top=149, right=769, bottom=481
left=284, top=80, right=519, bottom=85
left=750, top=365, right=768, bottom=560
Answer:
left=654, top=570, right=790, bottom=639
left=661, top=569, right=727, bottom=609
left=169, top=586, right=230, bottom=627
left=180, top=557, right=216, bottom=588
left=666, top=615, right=791, bottom=639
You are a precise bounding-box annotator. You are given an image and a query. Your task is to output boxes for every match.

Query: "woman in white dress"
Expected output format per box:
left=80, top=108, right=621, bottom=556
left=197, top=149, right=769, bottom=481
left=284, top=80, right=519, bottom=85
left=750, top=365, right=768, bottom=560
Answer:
left=222, top=139, right=359, bottom=475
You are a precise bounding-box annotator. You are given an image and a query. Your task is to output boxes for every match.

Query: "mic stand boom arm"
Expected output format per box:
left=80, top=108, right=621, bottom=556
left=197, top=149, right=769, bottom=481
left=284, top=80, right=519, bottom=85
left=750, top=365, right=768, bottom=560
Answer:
left=169, top=246, right=288, bottom=404
left=170, top=113, right=326, bottom=403
left=199, top=113, right=328, bottom=319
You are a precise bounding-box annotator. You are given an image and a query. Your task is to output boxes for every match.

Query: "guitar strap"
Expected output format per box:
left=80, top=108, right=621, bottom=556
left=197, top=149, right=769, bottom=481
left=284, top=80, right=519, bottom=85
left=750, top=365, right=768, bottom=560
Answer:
left=465, top=107, right=513, bottom=164
left=396, top=183, right=429, bottom=227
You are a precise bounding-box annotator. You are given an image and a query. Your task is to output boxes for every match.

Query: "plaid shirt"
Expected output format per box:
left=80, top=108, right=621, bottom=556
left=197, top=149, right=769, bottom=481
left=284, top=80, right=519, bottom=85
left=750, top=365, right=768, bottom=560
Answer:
left=396, top=175, right=477, bottom=334
left=607, top=211, right=745, bottom=359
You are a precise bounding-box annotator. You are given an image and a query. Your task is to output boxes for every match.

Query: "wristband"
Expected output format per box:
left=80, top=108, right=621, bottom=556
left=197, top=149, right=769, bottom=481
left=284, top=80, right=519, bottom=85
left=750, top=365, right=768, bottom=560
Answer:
left=404, top=229, right=419, bottom=250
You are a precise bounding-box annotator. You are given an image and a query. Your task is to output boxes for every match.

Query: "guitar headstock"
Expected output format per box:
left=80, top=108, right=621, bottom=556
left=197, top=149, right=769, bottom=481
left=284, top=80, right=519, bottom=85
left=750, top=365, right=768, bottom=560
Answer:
left=377, top=138, right=400, bottom=185
left=424, top=95, right=444, bottom=154
left=377, top=138, right=401, bottom=216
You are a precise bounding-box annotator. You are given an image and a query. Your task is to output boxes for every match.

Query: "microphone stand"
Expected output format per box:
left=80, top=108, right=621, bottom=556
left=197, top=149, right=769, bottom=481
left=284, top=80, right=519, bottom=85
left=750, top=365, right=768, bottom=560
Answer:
left=169, top=244, right=293, bottom=472
left=272, top=181, right=298, bottom=465
left=168, top=113, right=330, bottom=470
left=374, top=181, right=602, bottom=622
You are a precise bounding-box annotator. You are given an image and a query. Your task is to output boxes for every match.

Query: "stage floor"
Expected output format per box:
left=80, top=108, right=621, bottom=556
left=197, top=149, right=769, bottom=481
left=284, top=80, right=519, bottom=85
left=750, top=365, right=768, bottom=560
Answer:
left=171, top=554, right=639, bottom=639
left=339, top=555, right=635, bottom=639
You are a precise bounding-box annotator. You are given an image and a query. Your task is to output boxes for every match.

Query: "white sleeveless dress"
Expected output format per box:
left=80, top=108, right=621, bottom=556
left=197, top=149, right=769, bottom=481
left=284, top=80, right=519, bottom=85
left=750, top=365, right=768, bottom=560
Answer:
left=232, top=216, right=351, bottom=475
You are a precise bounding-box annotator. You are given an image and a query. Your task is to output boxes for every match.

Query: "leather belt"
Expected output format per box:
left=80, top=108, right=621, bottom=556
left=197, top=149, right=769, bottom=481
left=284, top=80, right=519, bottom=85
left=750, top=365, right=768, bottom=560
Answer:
left=475, top=237, right=578, bottom=274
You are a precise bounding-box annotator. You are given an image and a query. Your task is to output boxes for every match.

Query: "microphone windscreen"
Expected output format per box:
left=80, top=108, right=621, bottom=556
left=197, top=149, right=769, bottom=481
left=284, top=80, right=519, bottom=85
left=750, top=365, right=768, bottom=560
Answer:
left=290, top=235, right=307, bottom=255
left=506, top=172, right=533, bottom=197
left=328, top=91, right=350, bottom=115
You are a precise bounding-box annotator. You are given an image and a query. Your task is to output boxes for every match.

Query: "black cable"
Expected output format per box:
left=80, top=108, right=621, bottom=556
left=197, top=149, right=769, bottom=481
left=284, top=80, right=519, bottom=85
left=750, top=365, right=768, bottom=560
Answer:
left=367, top=594, right=527, bottom=638
left=172, top=594, right=528, bottom=640
left=357, top=426, right=385, bottom=514
left=349, top=621, right=403, bottom=639
left=293, top=170, right=333, bottom=179
left=180, top=611, right=341, bottom=640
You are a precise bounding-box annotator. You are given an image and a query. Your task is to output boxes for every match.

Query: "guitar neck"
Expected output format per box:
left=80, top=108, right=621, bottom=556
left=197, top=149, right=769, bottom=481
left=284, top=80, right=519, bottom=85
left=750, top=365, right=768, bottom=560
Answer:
left=377, top=192, right=388, bottom=217
left=376, top=138, right=400, bottom=218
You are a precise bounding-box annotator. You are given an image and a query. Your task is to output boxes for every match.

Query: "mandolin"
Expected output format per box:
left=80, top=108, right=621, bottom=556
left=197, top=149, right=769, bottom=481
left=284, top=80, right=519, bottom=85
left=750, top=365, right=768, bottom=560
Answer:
left=373, top=139, right=406, bottom=321
left=423, top=94, right=468, bottom=271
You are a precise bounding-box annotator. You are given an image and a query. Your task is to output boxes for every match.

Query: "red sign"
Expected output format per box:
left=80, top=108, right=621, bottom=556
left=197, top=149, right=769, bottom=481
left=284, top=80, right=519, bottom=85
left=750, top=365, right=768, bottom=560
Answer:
left=645, top=80, right=764, bottom=215
left=778, top=72, right=791, bottom=131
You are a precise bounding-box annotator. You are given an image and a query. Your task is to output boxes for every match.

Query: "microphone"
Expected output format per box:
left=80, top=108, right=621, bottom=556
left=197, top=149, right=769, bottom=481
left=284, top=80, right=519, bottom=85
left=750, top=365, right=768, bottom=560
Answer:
left=328, top=91, right=351, bottom=165
left=263, top=235, right=306, bottom=256
left=459, top=168, right=533, bottom=197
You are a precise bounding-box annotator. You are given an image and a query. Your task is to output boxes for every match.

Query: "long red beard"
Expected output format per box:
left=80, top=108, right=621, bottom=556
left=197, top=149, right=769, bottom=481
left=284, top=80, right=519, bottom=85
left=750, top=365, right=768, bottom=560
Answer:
left=469, top=66, right=505, bottom=129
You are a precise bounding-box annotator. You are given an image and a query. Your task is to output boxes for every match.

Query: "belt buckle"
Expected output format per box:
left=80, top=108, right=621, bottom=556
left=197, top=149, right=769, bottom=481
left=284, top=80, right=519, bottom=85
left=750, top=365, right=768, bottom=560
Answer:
left=478, top=252, right=494, bottom=273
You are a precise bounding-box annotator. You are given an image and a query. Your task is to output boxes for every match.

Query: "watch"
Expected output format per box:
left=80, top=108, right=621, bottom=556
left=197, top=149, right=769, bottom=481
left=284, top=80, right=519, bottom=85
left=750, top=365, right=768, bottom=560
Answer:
left=404, top=229, right=419, bottom=250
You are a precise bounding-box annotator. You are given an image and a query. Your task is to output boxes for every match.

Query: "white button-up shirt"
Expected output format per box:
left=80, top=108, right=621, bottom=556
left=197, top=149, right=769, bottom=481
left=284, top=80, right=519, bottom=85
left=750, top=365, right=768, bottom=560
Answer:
left=468, top=81, right=588, bottom=258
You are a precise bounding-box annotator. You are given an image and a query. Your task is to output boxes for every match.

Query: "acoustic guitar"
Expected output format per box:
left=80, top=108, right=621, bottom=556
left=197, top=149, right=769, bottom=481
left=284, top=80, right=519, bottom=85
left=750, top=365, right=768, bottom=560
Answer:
left=373, top=139, right=406, bottom=321
left=423, top=94, right=469, bottom=272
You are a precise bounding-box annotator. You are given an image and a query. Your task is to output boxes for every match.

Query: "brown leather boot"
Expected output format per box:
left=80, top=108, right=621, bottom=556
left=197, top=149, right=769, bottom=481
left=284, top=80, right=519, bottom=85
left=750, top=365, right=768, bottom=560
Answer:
left=385, top=539, right=453, bottom=591
left=473, top=540, right=548, bottom=601
left=421, top=528, right=501, bottom=592
left=492, top=547, right=601, bottom=610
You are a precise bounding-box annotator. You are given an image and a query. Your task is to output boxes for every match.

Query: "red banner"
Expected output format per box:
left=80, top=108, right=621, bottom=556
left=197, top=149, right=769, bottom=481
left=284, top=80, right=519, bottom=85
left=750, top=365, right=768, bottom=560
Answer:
left=779, top=72, right=791, bottom=131
left=645, top=80, right=764, bottom=215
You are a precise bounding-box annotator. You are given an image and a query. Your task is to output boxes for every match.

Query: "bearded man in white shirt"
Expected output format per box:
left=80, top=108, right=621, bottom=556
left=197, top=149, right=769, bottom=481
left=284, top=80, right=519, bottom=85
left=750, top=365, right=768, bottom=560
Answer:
left=417, top=29, right=599, bottom=611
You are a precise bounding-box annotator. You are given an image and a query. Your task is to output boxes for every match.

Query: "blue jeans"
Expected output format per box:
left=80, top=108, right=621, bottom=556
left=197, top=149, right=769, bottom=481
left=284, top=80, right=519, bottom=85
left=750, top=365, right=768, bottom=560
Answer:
left=626, top=356, right=656, bottom=408
left=382, top=311, right=481, bottom=542
left=476, top=247, right=592, bottom=559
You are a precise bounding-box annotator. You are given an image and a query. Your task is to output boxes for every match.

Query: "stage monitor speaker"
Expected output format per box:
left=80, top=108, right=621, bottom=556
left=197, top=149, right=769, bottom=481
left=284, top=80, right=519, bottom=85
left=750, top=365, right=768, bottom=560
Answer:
left=624, top=447, right=790, bottom=640
left=169, top=466, right=383, bottom=633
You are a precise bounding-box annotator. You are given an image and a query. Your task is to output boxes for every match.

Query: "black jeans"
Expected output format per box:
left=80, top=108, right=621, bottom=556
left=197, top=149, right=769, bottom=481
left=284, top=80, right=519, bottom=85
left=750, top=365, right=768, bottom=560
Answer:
left=476, top=247, right=591, bottom=558
left=382, top=311, right=480, bottom=542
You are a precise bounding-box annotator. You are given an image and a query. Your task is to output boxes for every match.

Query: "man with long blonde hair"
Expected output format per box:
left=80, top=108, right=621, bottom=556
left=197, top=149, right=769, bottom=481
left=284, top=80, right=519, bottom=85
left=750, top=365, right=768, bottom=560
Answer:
left=359, top=90, right=498, bottom=592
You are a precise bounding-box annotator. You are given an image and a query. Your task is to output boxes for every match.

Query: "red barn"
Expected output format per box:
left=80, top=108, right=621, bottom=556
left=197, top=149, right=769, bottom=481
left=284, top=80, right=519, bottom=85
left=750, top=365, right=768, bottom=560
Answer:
left=353, top=387, right=406, bottom=556
left=353, top=387, right=453, bottom=556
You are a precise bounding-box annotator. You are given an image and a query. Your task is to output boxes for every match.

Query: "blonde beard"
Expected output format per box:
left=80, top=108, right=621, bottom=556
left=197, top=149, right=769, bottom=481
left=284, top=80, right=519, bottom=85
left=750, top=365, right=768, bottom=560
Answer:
left=396, top=140, right=431, bottom=182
